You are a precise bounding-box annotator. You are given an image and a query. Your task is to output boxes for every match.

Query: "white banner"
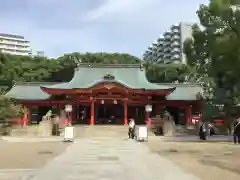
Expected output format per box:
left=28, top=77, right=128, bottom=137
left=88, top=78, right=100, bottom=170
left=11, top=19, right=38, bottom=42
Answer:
left=65, top=105, right=72, bottom=112
left=145, top=104, right=152, bottom=112
left=64, top=126, right=74, bottom=141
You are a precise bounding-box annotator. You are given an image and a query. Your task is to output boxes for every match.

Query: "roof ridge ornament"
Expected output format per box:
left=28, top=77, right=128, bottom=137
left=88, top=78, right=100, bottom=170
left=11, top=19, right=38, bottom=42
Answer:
left=103, top=73, right=115, bottom=80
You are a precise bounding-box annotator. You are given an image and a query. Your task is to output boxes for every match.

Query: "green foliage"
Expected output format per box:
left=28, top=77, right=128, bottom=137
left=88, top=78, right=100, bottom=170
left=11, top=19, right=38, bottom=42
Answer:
left=145, top=63, right=196, bottom=83
left=184, top=0, right=240, bottom=119
left=0, top=95, right=23, bottom=120
left=0, top=52, right=142, bottom=85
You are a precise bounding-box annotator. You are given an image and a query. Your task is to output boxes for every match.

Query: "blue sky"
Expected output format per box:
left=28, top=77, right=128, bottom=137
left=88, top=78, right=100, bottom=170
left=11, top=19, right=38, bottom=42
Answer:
left=0, top=0, right=209, bottom=58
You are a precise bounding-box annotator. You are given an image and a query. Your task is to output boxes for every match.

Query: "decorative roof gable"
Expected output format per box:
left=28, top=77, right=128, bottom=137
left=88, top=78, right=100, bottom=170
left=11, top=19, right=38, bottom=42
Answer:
left=103, top=73, right=115, bottom=80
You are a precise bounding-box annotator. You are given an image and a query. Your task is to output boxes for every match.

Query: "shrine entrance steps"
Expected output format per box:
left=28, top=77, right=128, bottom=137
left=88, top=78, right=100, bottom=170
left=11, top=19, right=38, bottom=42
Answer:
left=175, top=125, right=198, bottom=136
left=7, top=125, right=155, bottom=138
left=10, top=125, right=39, bottom=137
left=74, top=125, right=128, bottom=138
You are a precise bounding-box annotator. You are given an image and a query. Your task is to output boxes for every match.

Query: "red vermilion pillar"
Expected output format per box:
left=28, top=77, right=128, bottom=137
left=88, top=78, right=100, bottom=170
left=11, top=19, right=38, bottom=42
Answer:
left=58, top=104, right=62, bottom=114
left=90, top=101, right=95, bottom=125
left=146, top=111, right=150, bottom=126
left=186, top=105, right=192, bottom=125
left=68, top=112, right=73, bottom=125
left=124, top=101, right=128, bottom=125
left=23, top=106, right=29, bottom=127
left=145, top=104, right=152, bottom=126
left=189, top=105, right=192, bottom=125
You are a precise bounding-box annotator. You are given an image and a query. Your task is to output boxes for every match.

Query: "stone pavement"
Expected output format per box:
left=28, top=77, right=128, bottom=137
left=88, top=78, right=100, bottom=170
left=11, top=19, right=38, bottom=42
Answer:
left=0, top=136, right=63, bottom=143
left=21, top=137, right=201, bottom=180
left=0, top=169, right=36, bottom=180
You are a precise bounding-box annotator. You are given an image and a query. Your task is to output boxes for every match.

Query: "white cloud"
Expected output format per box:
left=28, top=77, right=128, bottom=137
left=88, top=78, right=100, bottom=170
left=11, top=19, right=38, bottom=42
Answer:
left=85, top=0, right=159, bottom=21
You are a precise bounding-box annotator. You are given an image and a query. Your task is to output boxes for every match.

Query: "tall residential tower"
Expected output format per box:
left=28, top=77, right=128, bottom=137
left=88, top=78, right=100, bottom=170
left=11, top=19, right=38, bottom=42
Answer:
left=143, top=22, right=193, bottom=64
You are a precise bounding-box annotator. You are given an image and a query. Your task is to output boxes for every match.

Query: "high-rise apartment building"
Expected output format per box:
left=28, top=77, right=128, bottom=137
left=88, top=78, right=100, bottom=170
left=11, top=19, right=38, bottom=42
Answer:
left=143, top=22, right=193, bottom=64
left=0, top=33, right=32, bottom=56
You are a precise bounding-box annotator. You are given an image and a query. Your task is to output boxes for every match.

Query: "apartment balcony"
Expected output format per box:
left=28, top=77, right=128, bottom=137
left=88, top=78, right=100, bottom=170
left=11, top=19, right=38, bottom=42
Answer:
left=171, top=23, right=179, bottom=29
left=152, top=42, right=158, bottom=48
left=172, top=28, right=180, bottom=34
left=149, top=45, right=157, bottom=51
left=157, top=40, right=164, bottom=45
left=171, top=23, right=180, bottom=33
left=172, top=60, right=181, bottom=64
left=148, top=47, right=154, bottom=52
left=171, top=41, right=180, bottom=47
left=0, top=44, right=31, bottom=51
left=157, top=49, right=164, bottom=54
left=157, top=52, right=164, bottom=58
left=157, top=58, right=164, bottom=63
left=165, top=34, right=171, bottom=40
left=171, top=47, right=181, bottom=53
left=163, top=41, right=171, bottom=48
left=156, top=46, right=163, bottom=51
left=163, top=47, right=171, bottom=53
left=147, top=52, right=153, bottom=56
left=0, top=49, right=30, bottom=56
left=152, top=56, right=159, bottom=62
left=163, top=53, right=171, bottom=59
left=0, top=39, right=30, bottom=47
left=157, top=41, right=164, bottom=47
left=163, top=59, right=172, bottom=64
left=171, top=34, right=180, bottom=40
left=171, top=54, right=181, bottom=60
left=0, top=35, right=29, bottom=43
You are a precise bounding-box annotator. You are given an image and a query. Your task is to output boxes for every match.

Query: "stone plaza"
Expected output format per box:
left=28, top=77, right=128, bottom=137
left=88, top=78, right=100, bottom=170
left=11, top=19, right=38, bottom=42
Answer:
left=18, top=137, right=200, bottom=180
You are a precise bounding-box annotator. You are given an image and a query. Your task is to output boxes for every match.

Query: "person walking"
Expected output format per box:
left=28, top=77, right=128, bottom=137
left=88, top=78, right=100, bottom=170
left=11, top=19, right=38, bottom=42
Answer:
left=233, top=117, right=240, bottom=144
left=199, top=122, right=207, bottom=141
left=128, top=118, right=135, bottom=139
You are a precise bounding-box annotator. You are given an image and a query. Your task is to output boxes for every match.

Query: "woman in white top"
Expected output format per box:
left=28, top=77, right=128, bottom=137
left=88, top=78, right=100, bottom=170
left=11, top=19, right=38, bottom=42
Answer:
left=128, top=118, right=135, bottom=139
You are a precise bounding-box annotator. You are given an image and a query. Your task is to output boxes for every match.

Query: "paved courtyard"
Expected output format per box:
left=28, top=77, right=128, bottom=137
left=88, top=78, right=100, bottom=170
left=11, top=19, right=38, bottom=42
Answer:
left=20, top=137, right=200, bottom=180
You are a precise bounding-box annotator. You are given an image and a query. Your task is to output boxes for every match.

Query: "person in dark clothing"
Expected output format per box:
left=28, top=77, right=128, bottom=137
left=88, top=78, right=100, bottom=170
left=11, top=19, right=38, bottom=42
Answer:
left=199, top=122, right=207, bottom=141
left=233, top=118, right=240, bottom=144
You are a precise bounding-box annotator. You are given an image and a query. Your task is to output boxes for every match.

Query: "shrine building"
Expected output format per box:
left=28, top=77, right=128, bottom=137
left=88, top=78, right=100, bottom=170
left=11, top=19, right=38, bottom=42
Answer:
left=5, top=64, right=203, bottom=126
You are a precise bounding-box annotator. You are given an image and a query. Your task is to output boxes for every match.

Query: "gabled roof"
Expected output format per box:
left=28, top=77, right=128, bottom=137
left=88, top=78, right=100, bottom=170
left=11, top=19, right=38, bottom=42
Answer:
left=41, top=64, right=174, bottom=91
left=5, top=82, right=56, bottom=100
left=5, top=82, right=203, bottom=101
left=157, top=83, right=203, bottom=101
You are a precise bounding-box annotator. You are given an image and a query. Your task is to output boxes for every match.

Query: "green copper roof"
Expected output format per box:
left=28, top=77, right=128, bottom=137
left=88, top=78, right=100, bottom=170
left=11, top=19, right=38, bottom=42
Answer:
left=5, top=82, right=55, bottom=100
left=41, top=64, right=173, bottom=90
left=5, top=82, right=203, bottom=101
left=159, top=83, right=203, bottom=101
left=4, top=64, right=203, bottom=101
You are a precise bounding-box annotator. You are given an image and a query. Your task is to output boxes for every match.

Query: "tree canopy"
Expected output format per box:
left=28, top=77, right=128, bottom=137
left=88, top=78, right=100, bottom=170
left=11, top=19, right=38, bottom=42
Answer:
left=184, top=0, right=240, bottom=118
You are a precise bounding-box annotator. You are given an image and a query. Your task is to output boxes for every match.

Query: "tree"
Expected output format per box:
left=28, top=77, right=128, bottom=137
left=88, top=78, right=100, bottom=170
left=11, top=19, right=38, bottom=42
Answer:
left=0, top=95, right=22, bottom=121
left=184, top=0, right=240, bottom=121
left=145, top=62, right=195, bottom=83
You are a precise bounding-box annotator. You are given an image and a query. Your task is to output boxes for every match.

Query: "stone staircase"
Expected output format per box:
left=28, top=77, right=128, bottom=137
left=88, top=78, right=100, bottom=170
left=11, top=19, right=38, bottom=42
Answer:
left=9, top=125, right=154, bottom=138
left=175, top=125, right=197, bottom=136
left=10, top=125, right=39, bottom=137
left=74, top=125, right=129, bottom=138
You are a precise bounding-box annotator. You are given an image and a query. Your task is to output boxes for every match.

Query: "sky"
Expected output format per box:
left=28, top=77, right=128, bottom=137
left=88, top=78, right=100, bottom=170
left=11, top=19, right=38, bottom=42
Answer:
left=0, top=0, right=209, bottom=58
